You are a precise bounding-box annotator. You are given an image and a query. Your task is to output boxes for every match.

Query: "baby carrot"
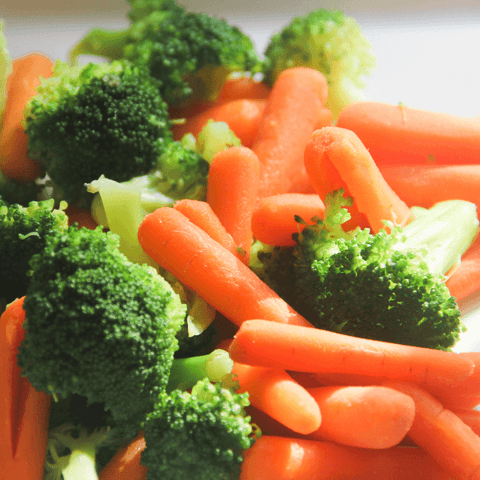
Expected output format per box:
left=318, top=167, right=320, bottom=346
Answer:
left=207, top=146, right=260, bottom=264
left=232, top=362, right=321, bottom=435
left=306, top=385, right=415, bottom=449
left=0, top=53, right=53, bottom=182
left=386, top=381, right=480, bottom=480
left=98, top=431, right=148, bottom=480
left=251, top=67, right=330, bottom=198
left=65, top=205, right=99, bottom=230
left=303, top=126, right=411, bottom=233
left=336, top=100, right=480, bottom=165
left=251, top=193, right=325, bottom=246
left=454, top=408, right=480, bottom=437
left=228, top=320, right=475, bottom=391
left=240, top=436, right=451, bottom=480
left=137, top=207, right=313, bottom=328
left=215, top=76, right=271, bottom=103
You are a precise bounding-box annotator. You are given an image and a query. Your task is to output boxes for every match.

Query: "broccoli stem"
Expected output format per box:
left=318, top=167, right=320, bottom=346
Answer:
left=167, top=349, right=233, bottom=392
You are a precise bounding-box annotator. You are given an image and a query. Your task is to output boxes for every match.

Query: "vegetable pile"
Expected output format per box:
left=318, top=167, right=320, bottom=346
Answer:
left=1, top=2, right=480, bottom=479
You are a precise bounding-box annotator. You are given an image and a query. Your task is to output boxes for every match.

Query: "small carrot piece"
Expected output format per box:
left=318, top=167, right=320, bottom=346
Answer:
left=251, top=67, right=329, bottom=198
left=386, top=381, right=480, bottom=480
left=207, top=146, right=260, bottom=264
left=65, top=205, right=99, bottom=230
left=305, top=385, right=415, bottom=449
left=228, top=320, right=475, bottom=391
left=454, top=408, right=480, bottom=437
left=215, top=76, right=271, bottom=103
left=251, top=193, right=325, bottom=246
left=98, top=431, right=148, bottom=480
left=171, top=98, right=266, bottom=147
left=0, top=297, right=51, bottom=480
left=240, top=436, right=451, bottom=480
left=336, top=100, right=480, bottom=166
left=303, top=126, right=411, bottom=233
left=232, top=362, right=322, bottom=435
left=137, top=207, right=313, bottom=328
left=0, top=53, right=53, bottom=182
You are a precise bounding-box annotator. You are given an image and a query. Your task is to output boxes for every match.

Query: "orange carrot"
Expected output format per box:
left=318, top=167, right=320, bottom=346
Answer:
left=303, top=126, right=412, bottom=233
left=228, top=320, right=475, bottom=391
left=207, top=146, right=260, bottom=264
left=251, top=67, right=330, bottom=198
left=454, top=408, right=480, bottom=437
left=251, top=193, right=325, bottom=246
left=172, top=98, right=266, bottom=147
left=99, top=431, right=148, bottom=480
left=173, top=199, right=240, bottom=259
left=0, top=297, right=51, bottom=480
left=0, top=53, right=53, bottom=182
left=240, top=436, right=451, bottom=480
left=336, top=100, right=480, bottom=166
left=305, top=385, right=415, bottom=449
left=65, top=205, right=99, bottom=230
left=386, top=381, right=480, bottom=479
left=215, top=76, right=271, bottom=103
left=137, top=207, right=313, bottom=328
left=232, top=362, right=321, bottom=435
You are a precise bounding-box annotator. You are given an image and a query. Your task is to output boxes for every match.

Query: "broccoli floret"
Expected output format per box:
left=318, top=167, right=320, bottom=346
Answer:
left=23, top=60, right=172, bottom=207
left=0, top=168, right=41, bottom=206
left=17, top=225, right=187, bottom=436
left=142, top=378, right=256, bottom=480
left=262, top=9, right=376, bottom=118
left=69, top=0, right=261, bottom=107
left=0, top=197, right=68, bottom=307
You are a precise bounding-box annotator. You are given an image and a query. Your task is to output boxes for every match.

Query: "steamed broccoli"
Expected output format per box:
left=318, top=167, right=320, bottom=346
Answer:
left=262, top=9, right=376, bottom=118
left=253, top=190, right=479, bottom=350
left=23, top=60, right=172, bottom=206
left=142, top=378, right=256, bottom=480
left=0, top=197, right=68, bottom=307
left=69, top=0, right=261, bottom=107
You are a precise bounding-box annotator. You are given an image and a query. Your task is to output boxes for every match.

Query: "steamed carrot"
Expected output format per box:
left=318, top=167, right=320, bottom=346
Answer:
left=228, top=320, right=475, bottom=391
left=305, top=385, right=415, bottom=449
left=336, top=100, right=480, bottom=166
left=207, top=146, right=260, bottom=264
left=251, top=67, right=330, bottom=198
left=99, top=431, right=148, bottom=480
left=303, top=126, right=411, bottom=233
left=65, top=205, right=99, bottom=230
left=240, top=436, right=451, bottom=480
left=0, top=297, right=51, bottom=480
left=0, top=53, right=53, bottom=183
left=454, top=408, right=480, bottom=437
left=232, top=362, right=321, bottom=435
left=215, top=76, right=271, bottom=103
left=251, top=193, right=325, bottom=246
left=137, top=207, right=313, bottom=328
left=386, top=381, right=480, bottom=480
left=172, top=98, right=266, bottom=147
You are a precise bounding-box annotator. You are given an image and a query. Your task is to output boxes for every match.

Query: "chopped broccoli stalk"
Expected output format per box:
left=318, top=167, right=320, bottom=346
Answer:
left=17, top=225, right=187, bottom=436
left=142, top=378, right=256, bottom=480
left=69, top=0, right=261, bottom=107
left=262, top=9, right=376, bottom=118
left=23, top=60, right=172, bottom=206
left=0, top=197, right=68, bottom=306
left=195, top=119, right=241, bottom=163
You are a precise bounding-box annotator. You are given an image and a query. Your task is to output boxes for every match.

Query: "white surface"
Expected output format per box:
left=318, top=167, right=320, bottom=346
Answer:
left=1, top=0, right=480, bottom=350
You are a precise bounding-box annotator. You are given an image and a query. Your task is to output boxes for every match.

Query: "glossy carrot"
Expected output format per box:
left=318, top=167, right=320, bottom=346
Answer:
left=0, top=53, right=53, bottom=182
left=336, top=100, right=480, bottom=165
left=0, top=297, right=51, bottom=480
left=232, top=362, right=321, bottom=435
left=251, top=193, right=325, bottom=246
left=303, top=126, right=411, bottom=233
left=454, top=408, right=480, bottom=437
left=207, top=146, right=260, bottom=264
left=137, top=207, right=313, bottom=328
left=251, top=67, right=330, bottom=198
left=228, top=320, right=475, bottom=391
left=306, top=385, right=415, bottom=449
left=240, top=436, right=451, bottom=480
left=386, top=381, right=480, bottom=480
left=98, top=431, right=148, bottom=480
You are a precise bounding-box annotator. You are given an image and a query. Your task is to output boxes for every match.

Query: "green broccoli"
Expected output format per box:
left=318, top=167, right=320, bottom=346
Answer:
left=23, top=60, right=172, bottom=207
left=0, top=196, right=68, bottom=307
left=0, top=168, right=41, bottom=206
left=69, top=0, right=261, bottom=107
left=253, top=190, right=479, bottom=351
left=262, top=9, right=376, bottom=118
left=142, top=378, right=257, bottom=480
